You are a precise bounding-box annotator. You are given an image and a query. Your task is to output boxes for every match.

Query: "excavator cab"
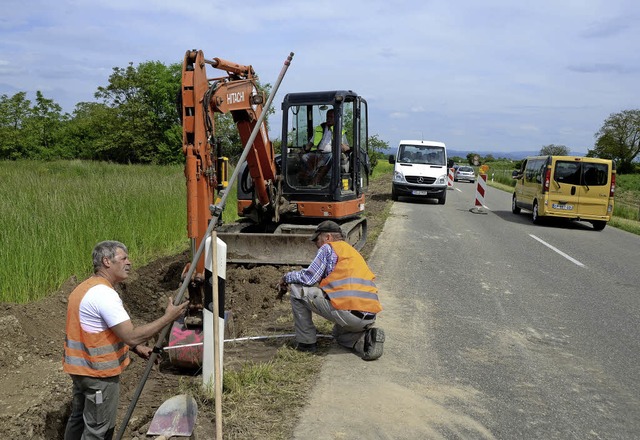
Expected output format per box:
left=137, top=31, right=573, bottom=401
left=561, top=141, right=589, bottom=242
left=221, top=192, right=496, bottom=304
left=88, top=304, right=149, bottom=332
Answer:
left=227, top=90, right=370, bottom=264
left=280, top=90, right=370, bottom=198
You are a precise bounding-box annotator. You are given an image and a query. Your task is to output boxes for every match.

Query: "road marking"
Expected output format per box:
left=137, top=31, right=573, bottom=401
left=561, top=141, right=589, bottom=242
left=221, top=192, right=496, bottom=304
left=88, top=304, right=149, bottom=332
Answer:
left=529, top=234, right=585, bottom=267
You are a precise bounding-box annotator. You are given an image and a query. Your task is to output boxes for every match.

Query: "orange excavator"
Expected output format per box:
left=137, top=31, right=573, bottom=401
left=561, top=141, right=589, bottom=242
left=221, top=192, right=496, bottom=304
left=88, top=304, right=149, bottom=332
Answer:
left=168, top=49, right=372, bottom=367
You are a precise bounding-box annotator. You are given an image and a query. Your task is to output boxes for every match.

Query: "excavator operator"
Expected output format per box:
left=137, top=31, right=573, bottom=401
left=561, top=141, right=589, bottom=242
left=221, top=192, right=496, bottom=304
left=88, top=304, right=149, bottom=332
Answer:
left=302, top=109, right=350, bottom=185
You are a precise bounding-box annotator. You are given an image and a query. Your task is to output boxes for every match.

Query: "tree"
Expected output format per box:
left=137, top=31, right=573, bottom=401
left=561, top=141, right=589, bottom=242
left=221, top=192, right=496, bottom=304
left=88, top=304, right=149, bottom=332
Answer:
left=0, top=92, right=31, bottom=159
left=23, top=91, right=68, bottom=159
left=588, top=109, right=640, bottom=173
left=94, top=61, right=183, bottom=163
left=540, top=144, right=569, bottom=156
left=368, top=134, right=389, bottom=170
left=60, top=102, right=119, bottom=160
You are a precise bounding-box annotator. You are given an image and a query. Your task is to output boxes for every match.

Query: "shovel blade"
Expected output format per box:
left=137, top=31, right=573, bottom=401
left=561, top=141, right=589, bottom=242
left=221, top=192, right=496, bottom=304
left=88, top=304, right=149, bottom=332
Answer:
left=147, top=394, right=197, bottom=437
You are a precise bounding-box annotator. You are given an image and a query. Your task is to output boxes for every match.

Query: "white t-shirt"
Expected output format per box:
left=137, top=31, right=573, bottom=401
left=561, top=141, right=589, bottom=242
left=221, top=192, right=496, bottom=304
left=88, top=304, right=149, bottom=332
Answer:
left=79, top=284, right=131, bottom=333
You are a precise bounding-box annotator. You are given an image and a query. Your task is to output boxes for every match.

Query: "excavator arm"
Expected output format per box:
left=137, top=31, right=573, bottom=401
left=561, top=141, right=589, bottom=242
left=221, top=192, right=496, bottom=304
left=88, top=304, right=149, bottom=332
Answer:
left=181, top=49, right=278, bottom=276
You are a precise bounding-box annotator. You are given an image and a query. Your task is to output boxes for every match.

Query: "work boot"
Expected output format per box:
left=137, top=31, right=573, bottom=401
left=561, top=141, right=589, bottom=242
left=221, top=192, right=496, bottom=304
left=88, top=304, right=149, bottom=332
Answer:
left=295, top=342, right=317, bottom=353
left=362, top=328, right=385, bottom=361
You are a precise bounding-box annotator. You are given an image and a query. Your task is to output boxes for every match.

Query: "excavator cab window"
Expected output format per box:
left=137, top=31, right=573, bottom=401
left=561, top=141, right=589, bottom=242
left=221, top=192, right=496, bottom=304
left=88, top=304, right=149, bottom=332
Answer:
left=284, top=104, right=343, bottom=188
left=281, top=92, right=367, bottom=199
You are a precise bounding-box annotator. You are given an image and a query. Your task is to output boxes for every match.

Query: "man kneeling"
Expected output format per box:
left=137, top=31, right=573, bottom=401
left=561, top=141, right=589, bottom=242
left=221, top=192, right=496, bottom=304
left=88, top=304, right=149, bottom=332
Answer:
left=277, top=221, right=384, bottom=360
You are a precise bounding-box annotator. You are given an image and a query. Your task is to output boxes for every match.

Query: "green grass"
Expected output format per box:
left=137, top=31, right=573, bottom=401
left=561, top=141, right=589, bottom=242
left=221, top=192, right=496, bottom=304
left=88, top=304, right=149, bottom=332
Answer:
left=178, top=345, right=322, bottom=439
left=0, top=160, right=237, bottom=303
left=371, top=160, right=393, bottom=179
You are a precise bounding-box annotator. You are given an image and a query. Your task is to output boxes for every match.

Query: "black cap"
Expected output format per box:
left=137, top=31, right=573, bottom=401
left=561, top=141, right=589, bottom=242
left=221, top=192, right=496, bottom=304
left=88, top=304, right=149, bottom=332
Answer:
left=310, top=220, right=342, bottom=241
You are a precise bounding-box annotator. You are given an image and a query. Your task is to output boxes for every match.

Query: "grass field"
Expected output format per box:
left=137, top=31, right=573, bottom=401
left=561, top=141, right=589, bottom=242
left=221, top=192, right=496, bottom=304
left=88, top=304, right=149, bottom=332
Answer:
left=0, top=161, right=237, bottom=303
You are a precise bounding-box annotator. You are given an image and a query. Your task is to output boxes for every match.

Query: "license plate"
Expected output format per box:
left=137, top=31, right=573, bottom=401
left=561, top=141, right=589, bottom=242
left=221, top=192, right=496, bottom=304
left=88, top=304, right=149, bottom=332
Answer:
left=552, top=203, right=573, bottom=210
left=412, top=190, right=429, bottom=195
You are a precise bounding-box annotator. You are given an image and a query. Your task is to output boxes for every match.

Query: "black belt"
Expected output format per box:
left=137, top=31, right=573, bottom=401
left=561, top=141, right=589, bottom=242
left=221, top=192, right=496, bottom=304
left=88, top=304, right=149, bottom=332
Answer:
left=350, top=310, right=376, bottom=320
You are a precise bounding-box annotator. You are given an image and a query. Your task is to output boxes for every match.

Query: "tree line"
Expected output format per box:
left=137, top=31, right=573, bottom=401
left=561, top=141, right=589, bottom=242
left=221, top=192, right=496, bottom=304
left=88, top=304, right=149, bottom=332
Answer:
left=0, top=59, right=636, bottom=171
left=0, top=61, right=275, bottom=165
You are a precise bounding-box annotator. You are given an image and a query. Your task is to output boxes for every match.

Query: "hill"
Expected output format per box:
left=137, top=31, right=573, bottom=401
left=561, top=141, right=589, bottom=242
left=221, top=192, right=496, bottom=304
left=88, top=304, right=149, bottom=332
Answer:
left=382, top=148, right=588, bottom=161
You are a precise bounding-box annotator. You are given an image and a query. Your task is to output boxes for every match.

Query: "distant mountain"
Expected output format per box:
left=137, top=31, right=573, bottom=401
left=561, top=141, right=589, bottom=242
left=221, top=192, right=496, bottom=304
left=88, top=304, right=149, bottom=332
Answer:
left=447, top=150, right=540, bottom=160
left=382, top=148, right=587, bottom=161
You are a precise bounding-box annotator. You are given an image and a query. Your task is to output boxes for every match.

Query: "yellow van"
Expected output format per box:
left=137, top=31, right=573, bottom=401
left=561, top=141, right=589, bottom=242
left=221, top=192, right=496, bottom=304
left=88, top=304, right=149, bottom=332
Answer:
left=512, top=155, right=615, bottom=230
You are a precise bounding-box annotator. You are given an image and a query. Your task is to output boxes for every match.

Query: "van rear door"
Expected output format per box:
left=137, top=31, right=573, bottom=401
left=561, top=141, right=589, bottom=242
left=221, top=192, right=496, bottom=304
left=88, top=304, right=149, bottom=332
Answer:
left=548, top=159, right=581, bottom=215
left=577, top=161, right=611, bottom=217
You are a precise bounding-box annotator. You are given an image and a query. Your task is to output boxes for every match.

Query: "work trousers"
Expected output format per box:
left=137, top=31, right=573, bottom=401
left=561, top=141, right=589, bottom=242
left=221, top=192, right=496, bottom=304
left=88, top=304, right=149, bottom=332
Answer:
left=64, top=374, right=120, bottom=440
left=289, top=284, right=375, bottom=355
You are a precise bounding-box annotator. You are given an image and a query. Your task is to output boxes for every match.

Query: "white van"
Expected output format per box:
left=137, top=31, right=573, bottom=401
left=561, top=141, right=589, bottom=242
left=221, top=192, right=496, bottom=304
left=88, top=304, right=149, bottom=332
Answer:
left=512, top=155, right=615, bottom=230
left=388, top=140, right=448, bottom=204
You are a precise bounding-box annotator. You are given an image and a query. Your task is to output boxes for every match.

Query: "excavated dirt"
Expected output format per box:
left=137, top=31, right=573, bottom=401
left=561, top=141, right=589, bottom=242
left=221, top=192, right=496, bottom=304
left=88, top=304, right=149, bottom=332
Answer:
left=0, top=176, right=390, bottom=439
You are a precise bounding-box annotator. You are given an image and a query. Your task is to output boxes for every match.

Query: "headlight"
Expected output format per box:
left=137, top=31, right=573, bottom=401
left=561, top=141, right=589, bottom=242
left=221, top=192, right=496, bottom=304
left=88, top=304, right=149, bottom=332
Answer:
left=393, top=171, right=406, bottom=183
left=436, top=174, right=447, bottom=184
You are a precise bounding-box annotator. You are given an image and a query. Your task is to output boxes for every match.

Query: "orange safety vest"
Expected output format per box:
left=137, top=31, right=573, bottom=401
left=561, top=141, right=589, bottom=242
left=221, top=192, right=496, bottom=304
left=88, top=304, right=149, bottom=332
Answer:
left=63, top=277, right=130, bottom=377
left=320, top=241, right=382, bottom=313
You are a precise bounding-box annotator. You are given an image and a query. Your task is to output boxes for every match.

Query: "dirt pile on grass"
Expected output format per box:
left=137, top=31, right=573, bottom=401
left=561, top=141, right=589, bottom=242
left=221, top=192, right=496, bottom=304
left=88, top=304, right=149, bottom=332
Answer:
left=0, top=175, right=391, bottom=439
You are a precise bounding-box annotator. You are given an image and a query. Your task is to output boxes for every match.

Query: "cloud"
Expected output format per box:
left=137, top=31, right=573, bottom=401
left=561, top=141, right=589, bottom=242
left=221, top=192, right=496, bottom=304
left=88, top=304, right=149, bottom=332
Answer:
left=581, top=14, right=636, bottom=39
left=567, top=63, right=638, bottom=74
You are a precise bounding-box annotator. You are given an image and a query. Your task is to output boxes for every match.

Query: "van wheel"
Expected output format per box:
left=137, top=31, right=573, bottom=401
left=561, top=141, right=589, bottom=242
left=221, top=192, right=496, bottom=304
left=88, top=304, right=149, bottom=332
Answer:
left=438, top=192, right=446, bottom=205
left=511, top=194, right=521, bottom=214
left=391, top=187, right=398, bottom=201
left=591, top=221, right=606, bottom=231
left=532, top=201, right=542, bottom=224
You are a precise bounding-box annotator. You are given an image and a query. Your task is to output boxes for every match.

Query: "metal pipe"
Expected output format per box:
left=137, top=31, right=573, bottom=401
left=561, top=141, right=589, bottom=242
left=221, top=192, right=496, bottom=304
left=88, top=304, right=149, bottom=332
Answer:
left=115, top=51, right=294, bottom=440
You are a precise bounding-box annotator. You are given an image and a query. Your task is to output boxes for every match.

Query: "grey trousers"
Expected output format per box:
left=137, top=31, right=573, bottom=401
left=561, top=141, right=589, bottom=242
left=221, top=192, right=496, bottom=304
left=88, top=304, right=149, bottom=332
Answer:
left=289, top=284, right=375, bottom=354
left=64, top=374, right=120, bottom=440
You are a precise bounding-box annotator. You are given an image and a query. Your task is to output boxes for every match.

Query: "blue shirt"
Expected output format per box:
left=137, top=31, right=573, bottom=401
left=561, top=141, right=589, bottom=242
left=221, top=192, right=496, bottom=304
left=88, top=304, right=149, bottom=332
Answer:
left=283, top=244, right=338, bottom=286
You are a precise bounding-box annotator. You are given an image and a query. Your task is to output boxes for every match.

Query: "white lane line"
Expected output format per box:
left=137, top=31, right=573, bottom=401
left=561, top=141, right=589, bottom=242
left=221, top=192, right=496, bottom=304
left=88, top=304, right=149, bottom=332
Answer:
left=529, top=234, right=585, bottom=267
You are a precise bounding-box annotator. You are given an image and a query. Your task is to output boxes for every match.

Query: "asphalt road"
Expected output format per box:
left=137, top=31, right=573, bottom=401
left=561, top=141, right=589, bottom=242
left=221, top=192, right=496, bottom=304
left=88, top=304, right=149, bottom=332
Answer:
left=293, top=181, right=640, bottom=439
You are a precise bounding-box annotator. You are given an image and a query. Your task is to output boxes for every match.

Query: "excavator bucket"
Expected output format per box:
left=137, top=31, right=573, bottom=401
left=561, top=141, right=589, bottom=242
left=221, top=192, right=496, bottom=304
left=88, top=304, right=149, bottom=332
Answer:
left=217, top=218, right=367, bottom=265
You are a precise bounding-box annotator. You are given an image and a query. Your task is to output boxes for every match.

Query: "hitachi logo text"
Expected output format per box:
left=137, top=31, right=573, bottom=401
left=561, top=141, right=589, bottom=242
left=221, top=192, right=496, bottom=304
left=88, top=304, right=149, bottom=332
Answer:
left=227, top=92, right=244, bottom=104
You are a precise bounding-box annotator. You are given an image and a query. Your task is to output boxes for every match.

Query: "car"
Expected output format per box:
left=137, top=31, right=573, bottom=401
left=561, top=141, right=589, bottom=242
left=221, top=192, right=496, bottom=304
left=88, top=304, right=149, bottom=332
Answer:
left=454, top=166, right=475, bottom=183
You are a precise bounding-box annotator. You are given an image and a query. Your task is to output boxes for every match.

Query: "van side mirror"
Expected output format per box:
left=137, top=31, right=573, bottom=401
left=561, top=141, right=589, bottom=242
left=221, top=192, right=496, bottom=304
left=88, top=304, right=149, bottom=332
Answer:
left=447, top=159, right=454, bottom=168
left=511, top=170, right=521, bottom=179
left=388, top=155, right=395, bottom=164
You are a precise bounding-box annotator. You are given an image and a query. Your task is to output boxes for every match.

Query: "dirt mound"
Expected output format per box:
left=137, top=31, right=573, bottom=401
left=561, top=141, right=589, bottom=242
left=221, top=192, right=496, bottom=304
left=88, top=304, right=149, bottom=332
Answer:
left=0, top=175, right=390, bottom=439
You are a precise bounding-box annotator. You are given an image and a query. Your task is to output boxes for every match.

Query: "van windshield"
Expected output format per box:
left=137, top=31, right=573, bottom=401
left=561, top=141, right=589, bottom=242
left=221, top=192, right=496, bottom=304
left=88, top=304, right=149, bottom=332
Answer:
left=398, top=145, right=446, bottom=165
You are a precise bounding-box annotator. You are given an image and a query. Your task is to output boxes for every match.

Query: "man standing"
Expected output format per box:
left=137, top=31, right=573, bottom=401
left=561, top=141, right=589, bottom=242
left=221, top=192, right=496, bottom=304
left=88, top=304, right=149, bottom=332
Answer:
left=63, top=241, right=188, bottom=439
left=277, top=221, right=384, bottom=360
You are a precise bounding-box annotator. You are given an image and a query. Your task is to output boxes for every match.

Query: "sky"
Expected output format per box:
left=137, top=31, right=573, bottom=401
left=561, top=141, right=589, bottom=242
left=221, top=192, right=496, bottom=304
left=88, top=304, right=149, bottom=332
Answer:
left=1, top=0, right=639, bottom=155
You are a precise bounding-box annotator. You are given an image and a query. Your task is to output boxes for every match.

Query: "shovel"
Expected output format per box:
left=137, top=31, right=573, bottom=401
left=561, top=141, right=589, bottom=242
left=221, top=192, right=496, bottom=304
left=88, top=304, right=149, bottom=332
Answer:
left=147, top=394, right=198, bottom=439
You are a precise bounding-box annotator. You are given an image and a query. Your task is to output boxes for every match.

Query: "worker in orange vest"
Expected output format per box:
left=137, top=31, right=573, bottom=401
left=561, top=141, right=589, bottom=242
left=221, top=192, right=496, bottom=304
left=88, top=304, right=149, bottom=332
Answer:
left=63, top=240, right=188, bottom=439
left=277, top=221, right=385, bottom=360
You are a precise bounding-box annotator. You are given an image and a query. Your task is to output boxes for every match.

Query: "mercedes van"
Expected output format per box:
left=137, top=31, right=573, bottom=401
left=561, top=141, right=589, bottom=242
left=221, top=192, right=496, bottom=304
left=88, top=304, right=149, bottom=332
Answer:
left=512, top=155, right=615, bottom=230
left=388, top=140, right=448, bottom=204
